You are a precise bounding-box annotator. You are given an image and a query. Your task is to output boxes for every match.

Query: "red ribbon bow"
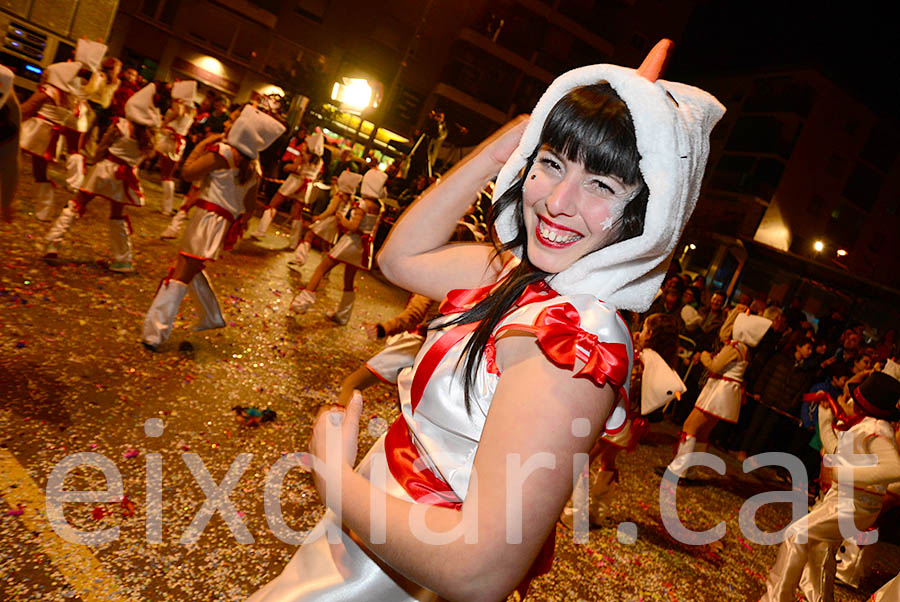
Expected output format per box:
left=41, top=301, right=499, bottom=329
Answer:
left=533, top=303, right=629, bottom=388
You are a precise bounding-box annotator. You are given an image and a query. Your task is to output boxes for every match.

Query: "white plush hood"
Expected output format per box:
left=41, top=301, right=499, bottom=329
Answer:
left=1, top=65, right=14, bottom=107
left=336, top=170, right=363, bottom=194
left=360, top=168, right=388, bottom=199
left=732, top=313, right=772, bottom=347
left=125, top=83, right=161, bottom=127
left=172, top=80, right=197, bottom=105
left=226, top=104, right=286, bottom=159
left=44, top=62, right=83, bottom=95
left=494, top=50, right=725, bottom=312
left=75, top=39, right=107, bottom=73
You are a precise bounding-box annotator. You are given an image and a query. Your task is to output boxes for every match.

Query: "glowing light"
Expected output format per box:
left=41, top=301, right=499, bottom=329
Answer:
left=194, top=56, right=225, bottom=76
left=813, top=240, right=824, bottom=252
left=836, top=249, right=848, bottom=257
left=25, top=64, right=42, bottom=74
left=689, top=243, right=696, bottom=250
left=256, top=84, right=284, bottom=97
left=331, top=78, right=372, bottom=111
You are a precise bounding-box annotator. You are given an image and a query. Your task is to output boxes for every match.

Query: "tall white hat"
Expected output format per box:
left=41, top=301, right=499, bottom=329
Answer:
left=172, top=80, right=197, bottom=105
left=305, top=131, right=324, bottom=157
left=640, top=348, right=686, bottom=415
left=44, top=61, right=83, bottom=95
left=74, top=39, right=107, bottom=73
left=125, top=83, right=161, bottom=127
left=336, top=170, right=363, bottom=194
left=226, top=104, right=286, bottom=159
left=1, top=65, right=14, bottom=107
left=733, top=312, right=772, bottom=347
left=360, top=168, right=388, bottom=199
left=493, top=40, right=726, bottom=312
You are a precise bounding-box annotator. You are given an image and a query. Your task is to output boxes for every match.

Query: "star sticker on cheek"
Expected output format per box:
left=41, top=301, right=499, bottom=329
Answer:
left=600, top=215, right=616, bottom=231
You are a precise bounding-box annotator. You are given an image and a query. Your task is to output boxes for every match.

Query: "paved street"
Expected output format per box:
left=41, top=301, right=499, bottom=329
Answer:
left=1, top=165, right=898, bottom=601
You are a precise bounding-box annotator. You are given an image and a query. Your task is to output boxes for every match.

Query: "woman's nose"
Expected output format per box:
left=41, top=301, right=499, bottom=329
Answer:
left=544, top=175, right=578, bottom=217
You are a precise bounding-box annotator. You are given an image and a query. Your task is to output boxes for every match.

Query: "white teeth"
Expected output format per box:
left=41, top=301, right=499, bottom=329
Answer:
left=539, top=220, right=580, bottom=244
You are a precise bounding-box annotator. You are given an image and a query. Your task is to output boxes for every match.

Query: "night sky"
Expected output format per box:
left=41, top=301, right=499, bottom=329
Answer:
left=670, top=0, right=896, bottom=115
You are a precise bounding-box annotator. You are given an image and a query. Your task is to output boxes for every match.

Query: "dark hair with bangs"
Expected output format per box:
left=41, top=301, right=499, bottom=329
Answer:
left=447, top=82, right=649, bottom=411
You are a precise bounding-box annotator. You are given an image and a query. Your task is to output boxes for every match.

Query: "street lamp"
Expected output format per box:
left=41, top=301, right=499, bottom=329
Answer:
left=813, top=240, right=824, bottom=253
left=331, top=78, right=372, bottom=112
left=836, top=249, right=848, bottom=257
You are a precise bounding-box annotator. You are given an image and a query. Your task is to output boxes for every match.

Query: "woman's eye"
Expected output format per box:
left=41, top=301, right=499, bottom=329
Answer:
left=589, top=179, right=615, bottom=194
left=538, top=157, right=561, bottom=171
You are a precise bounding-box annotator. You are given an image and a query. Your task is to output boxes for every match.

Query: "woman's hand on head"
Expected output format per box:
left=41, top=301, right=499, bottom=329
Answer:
left=309, top=391, right=364, bottom=496
left=483, top=115, right=529, bottom=167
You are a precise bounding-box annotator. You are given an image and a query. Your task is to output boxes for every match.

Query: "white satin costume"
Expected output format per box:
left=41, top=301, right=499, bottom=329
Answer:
left=248, top=278, right=633, bottom=601
left=327, top=169, right=388, bottom=271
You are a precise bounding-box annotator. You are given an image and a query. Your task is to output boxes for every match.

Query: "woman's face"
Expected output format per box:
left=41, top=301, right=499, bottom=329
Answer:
left=853, top=355, right=872, bottom=374
left=523, top=145, right=639, bottom=274
left=636, top=320, right=652, bottom=350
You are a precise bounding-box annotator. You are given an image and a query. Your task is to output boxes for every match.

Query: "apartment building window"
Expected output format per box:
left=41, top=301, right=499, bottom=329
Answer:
left=824, top=203, right=864, bottom=251
left=842, top=162, right=882, bottom=212
left=493, top=6, right=544, bottom=60
left=188, top=7, right=234, bottom=52
left=860, top=121, right=899, bottom=173
left=725, top=115, right=800, bottom=160
left=709, top=154, right=784, bottom=202
left=295, top=0, right=327, bottom=23
left=231, top=22, right=270, bottom=62
left=742, top=76, right=814, bottom=118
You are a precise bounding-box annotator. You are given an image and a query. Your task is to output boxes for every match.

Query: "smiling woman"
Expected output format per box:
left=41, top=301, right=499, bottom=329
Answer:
left=248, top=40, right=726, bottom=602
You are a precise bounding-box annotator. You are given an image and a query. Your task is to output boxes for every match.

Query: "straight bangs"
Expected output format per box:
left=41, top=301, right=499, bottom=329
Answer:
left=539, top=83, right=643, bottom=187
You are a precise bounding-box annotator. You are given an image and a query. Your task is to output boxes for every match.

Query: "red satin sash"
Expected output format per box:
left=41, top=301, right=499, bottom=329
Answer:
left=104, top=153, right=144, bottom=205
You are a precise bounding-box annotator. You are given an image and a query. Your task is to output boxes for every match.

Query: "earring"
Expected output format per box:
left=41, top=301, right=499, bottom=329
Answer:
left=530, top=174, right=536, bottom=180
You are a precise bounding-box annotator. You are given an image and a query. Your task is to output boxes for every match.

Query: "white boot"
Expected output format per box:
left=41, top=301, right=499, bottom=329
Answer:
left=161, top=209, right=188, bottom=239
left=108, top=218, right=135, bottom=273
left=34, top=182, right=56, bottom=221
left=326, top=291, right=355, bottom=325
left=289, top=289, right=316, bottom=313
left=65, top=153, right=85, bottom=191
left=252, top=208, right=275, bottom=238
left=288, top=220, right=303, bottom=249
left=588, top=470, right=617, bottom=527
left=160, top=180, right=176, bottom=215
left=142, top=279, right=189, bottom=349
left=188, top=271, right=226, bottom=331
left=287, top=241, right=310, bottom=267
left=44, top=201, right=79, bottom=257
left=665, top=434, right=698, bottom=478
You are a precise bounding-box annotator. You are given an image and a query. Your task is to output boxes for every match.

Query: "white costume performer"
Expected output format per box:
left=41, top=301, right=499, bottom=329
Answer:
left=694, top=310, right=771, bottom=423
left=304, top=170, right=363, bottom=248
left=662, top=309, right=770, bottom=480
left=156, top=80, right=197, bottom=214
left=44, top=83, right=161, bottom=271
left=289, top=168, right=388, bottom=325
left=63, top=39, right=107, bottom=192
left=249, top=41, right=725, bottom=601
left=253, top=131, right=323, bottom=244
left=142, top=105, right=284, bottom=349
left=327, top=169, right=387, bottom=271
left=19, top=61, right=80, bottom=220
left=761, top=372, right=900, bottom=602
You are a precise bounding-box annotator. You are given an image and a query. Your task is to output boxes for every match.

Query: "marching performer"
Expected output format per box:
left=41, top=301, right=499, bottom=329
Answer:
left=286, top=168, right=363, bottom=267
left=760, top=371, right=900, bottom=602
left=658, top=306, right=771, bottom=481
left=1, top=65, right=20, bottom=222
left=62, top=39, right=108, bottom=192
left=43, top=83, right=163, bottom=272
left=288, top=167, right=387, bottom=325
left=251, top=130, right=323, bottom=245
left=19, top=60, right=82, bottom=220
left=155, top=80, right=196, bottom=215
left=141, top=105, right=284, bottom=350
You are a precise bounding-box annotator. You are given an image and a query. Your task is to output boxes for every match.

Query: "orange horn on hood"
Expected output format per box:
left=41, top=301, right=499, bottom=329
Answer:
left=636, top=39, right=674, bottom=82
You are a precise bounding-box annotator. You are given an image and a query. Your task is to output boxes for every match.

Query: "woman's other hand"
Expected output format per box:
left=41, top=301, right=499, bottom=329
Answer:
left=309, top=391, right=363, bottom=499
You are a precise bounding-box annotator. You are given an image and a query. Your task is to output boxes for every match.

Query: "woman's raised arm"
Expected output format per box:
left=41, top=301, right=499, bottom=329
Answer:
left=312, top=331, right=613, bottom=602
left=377, top=116, right=528, bottom=301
